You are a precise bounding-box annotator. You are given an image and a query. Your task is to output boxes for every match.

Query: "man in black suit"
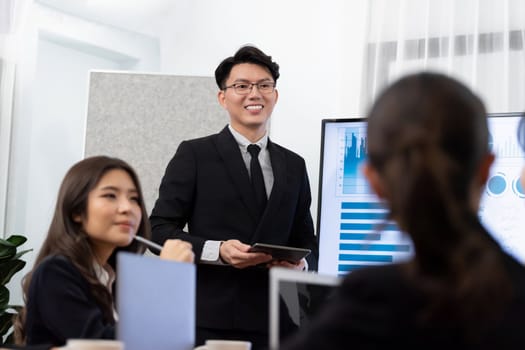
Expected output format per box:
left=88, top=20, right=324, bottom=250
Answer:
left=150, top=45, right=318, bottom=349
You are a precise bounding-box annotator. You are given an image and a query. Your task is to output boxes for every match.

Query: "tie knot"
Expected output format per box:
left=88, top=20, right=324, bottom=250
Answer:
left=247, top=144, right=261, bottom=157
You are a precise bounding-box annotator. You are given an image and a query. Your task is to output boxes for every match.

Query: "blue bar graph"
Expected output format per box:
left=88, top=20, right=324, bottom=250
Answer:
left=330, top=127, right=413, bottom=275
left=337, top=198, right=412, bottom=274
left=342, top=129, right=370, bottom=194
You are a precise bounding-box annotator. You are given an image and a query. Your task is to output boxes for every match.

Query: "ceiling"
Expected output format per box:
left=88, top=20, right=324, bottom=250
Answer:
left=35, top=0, right=175, bottom=36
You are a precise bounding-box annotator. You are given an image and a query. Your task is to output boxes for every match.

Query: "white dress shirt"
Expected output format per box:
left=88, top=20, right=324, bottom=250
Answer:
left=201, top=125, right=273, bottom=264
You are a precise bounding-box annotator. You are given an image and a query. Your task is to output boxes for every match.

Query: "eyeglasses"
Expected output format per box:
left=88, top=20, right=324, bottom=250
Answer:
left=223, top=82, right=276, bottom=95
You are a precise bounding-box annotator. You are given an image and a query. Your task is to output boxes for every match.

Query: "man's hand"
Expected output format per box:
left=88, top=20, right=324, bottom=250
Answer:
left=160, top=239, right=195, bottom=263
left=219, top=239, right=272, bottom=268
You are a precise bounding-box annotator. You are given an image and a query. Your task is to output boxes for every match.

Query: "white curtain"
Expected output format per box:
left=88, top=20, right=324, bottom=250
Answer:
left=361, top=0, right=525, bottom=114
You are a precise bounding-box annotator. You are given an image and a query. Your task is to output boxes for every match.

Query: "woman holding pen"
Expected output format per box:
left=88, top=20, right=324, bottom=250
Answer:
left=14, top=156, right=194, bottom=348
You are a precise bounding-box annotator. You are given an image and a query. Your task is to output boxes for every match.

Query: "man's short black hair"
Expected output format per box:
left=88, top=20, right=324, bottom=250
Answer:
left=215, top=45, right=280, bottom=89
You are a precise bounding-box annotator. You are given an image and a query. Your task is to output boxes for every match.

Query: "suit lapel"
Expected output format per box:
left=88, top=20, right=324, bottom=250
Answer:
left=215, top=127, right=261, bottom=222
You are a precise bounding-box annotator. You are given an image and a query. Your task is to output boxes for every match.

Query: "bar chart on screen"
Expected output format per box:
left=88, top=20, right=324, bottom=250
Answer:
left=318, top=114, right=525, bottom=277
left=318, top=119, right=413, bottom=277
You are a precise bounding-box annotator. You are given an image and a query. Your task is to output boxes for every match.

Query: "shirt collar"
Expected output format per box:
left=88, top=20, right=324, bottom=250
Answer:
left=228, top=124, right=268, bottom=151
left=93, top=260, right=115, bottom=292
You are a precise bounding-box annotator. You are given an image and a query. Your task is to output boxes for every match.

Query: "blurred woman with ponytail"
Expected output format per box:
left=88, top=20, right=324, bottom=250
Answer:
left=281, top=73, right=525, bottom=349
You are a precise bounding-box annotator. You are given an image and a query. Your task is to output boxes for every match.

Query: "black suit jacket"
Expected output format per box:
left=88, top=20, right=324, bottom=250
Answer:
left=281, top=246, right=525, bottom=350
left=150, top=126, right=318, bottom=332
left=25, top=255, right=115, bottom=346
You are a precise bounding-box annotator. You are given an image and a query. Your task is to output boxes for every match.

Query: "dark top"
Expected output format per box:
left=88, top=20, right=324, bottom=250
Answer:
left=150, top=126, right=319, bottom=333
left=25, top=255, right=114, bottom=346
left=281, top=240, right=525, bottom=349
left=5, top=345, right=52, bottom=350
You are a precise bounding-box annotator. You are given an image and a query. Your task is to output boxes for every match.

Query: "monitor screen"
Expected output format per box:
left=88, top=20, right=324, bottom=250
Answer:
left=269, top=268, right=341, bottom=350
left=317, top=113, right=525, bottom=277
left=317, top=118, right=413, bottom=276
left=479, top=113, right=525, bottom=263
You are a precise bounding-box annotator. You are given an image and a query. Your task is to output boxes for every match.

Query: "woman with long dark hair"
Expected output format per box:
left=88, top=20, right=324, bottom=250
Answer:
left=14, top=156, right=194, bottom=347
left=281, top=73, right=525, bottom=349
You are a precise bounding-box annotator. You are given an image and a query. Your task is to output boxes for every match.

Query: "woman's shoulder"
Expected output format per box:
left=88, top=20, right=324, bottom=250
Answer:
left=31, top=255, right=83, bottom=283
left=339, top=263, right=420, bottom=302
left=28, top=255, right=92, bottom=306
left=341, top=264, right=405, bottom=288
left=35, top=254, right=73, bottom=270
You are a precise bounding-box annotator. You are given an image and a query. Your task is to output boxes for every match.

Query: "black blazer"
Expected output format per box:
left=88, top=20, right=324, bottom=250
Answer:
left=150, top=126, right=318, bottom=332
left=281, top=247, right=525, bottom=350
left=25, top=255, right=115, bottom=346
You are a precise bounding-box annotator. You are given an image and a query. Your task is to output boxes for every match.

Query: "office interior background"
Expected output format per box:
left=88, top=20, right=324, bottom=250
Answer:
left=1, top=0, right=524, bottom=304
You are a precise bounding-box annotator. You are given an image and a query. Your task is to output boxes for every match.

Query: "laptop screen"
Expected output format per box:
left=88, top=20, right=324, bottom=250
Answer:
left=269, top=268, right=341, bottom=350
left=116, top=252, right=196, bottom=350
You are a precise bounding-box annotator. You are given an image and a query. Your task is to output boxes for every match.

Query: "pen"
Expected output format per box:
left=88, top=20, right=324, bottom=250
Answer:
left=133, top=235, right=163, bottom=253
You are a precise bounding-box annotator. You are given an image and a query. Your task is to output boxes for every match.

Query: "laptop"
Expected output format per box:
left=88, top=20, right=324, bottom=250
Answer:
left=269, top=267, right=341, bottom=350
left=116, top=252, right=196, bottom=350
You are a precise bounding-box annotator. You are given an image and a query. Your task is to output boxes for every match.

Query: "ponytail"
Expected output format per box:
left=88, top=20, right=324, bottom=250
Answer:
left=366, top=73, right=512, bottom=336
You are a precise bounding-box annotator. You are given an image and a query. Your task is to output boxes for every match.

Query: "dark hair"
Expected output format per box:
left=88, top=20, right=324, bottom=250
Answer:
left=15, top=156, right=150, bottom=343
left=366, top=72, right=511, bottom=333
left=214, top=45, right=280, bottom=89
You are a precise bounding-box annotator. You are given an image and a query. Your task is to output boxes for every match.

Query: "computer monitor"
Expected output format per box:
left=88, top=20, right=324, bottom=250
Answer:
left=269, top=267, right=341, bottom=350
left=317, top=113, right=525, bottom=277
left=317, top=118, right=413, bottom=276
left=480, top=112, right=525, bottom=262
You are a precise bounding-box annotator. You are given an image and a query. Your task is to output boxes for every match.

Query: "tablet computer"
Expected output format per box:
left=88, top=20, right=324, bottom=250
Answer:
left=249, top=243, right=311, bottom=263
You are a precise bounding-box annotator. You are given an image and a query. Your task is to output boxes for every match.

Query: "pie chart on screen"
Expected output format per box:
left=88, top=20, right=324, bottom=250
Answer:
left=487, top=172, right=507, bottom=197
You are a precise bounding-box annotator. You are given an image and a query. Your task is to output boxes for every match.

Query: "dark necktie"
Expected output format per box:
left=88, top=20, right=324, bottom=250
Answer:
left=247, top=144, right=267, bottom=217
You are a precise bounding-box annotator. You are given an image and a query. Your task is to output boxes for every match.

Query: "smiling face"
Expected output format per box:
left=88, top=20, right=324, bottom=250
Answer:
left=218, top=63, right=278, bottom=141
left=76, top=169, right=142, bottom=263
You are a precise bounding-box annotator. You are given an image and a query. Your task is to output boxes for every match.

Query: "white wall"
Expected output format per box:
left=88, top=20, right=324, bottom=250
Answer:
left=27, top=37, right=123, bottom=263
left=158, top=0, right=369, bottom=221
left=5, top=2, right=160, bottom=304
left=5, top=0, right=368, bottom=303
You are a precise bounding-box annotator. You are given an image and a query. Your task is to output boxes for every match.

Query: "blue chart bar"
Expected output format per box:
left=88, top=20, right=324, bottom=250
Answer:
left=341, top=202, right=385, bottom=210
left=340, top=222, right=398, bottom=231
left=340, top=233, right=381, bottom=240
left=340, top=223, right=376, bottom=230
left=339, top=243, right=410, bottom=252
left=339, top=254, right=393, bottom=262
left=341, top=212, right=384, bottom=220
left=338, top=264, right=370, bottom=272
